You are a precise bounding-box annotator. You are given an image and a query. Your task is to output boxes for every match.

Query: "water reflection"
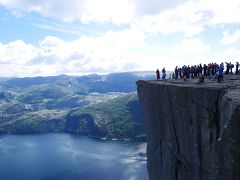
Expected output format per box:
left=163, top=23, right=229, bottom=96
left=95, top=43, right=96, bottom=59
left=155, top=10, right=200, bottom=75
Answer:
left=0, top=133, right=148, bottom=180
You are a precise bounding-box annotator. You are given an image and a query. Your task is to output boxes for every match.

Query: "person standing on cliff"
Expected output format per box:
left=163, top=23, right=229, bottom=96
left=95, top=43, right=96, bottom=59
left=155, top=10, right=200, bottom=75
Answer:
left=199, top=63, right=203, bottom=75
left=203, top=64, right=207, bottom=77
left=162, top=67, right=166, bottom=79
left=175, top=66, right=178, bottom=79
left=156, top=69, right=160, bottom=80
left=225, top=62, right=230, bottom=74
left=235, top=62, right=239, bottom=74
left=230, top=62, right=234, bottom=74
left=217, top=65, right=224, bottom=83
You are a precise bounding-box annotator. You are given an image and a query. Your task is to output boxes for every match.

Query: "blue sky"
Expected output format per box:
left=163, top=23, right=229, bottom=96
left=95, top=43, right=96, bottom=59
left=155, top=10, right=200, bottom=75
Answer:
left=0, top=0, right=240, bottom=77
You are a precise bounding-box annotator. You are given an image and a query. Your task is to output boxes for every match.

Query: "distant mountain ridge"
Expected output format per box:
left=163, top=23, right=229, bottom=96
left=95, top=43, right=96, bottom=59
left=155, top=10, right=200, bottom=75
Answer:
left=0, top=72, right=154, bottom=140
left=0, top=72, right=155, bottom=93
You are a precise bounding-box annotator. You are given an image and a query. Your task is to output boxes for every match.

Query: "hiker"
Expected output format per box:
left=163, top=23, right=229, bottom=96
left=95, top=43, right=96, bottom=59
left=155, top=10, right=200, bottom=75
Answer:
left=182, top=65, right=188, bottom=80
left=203, top=64, right=207, bottom=77
left=162, top=67, right=166, bottom=79
left=225, top=62, right=230, bottom=74
left=179, top=67, right=182, bottom=78
left=230, top=62, right=234, bottom=74
left=199, top=64, right=203, bottom=75
left=156, top=69, right=160, bottom=80
left=235, top=62, right=239, bottom=74
left=190, top=66, right=194, bottom=78
left=207, top=64, right=211, bottom=76
left=187, top=65, right=190, bottom=79
left=175, top=66, right=178, bottom=79
left=211, top=63, right=215, bottom=76
left=217, top=65, right=224, bottom=83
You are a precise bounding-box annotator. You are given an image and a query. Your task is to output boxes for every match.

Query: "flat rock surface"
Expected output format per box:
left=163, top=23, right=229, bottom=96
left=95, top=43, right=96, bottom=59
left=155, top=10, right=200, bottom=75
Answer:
left=143, top=74, right=240, bottom=89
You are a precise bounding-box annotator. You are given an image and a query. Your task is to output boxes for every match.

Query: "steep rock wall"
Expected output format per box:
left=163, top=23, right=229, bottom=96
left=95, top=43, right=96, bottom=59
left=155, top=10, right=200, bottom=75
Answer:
left=137, top=80, right=240, bottom=180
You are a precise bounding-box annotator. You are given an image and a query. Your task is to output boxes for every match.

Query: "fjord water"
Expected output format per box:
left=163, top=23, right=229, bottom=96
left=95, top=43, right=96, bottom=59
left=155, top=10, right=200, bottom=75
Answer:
left=0, top=133, right=147, bottom=180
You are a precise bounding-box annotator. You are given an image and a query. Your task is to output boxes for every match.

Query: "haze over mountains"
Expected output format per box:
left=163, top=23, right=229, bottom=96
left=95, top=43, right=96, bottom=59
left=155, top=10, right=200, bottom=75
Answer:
left=0, top=72, right=154, bottom=140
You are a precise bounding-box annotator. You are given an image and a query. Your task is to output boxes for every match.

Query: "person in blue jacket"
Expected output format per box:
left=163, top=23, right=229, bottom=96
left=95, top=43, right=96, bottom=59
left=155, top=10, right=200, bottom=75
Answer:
left=217, top=65, right=224, bottom=83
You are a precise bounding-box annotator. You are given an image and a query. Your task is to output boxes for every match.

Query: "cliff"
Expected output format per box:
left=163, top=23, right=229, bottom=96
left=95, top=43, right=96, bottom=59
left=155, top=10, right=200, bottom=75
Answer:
left=137, top=75, right=240, bottom=180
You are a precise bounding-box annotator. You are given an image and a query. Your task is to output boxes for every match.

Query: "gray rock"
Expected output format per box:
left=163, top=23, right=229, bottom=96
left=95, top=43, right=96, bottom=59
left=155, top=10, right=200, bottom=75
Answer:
left=137, top=75, right=240, bottom=180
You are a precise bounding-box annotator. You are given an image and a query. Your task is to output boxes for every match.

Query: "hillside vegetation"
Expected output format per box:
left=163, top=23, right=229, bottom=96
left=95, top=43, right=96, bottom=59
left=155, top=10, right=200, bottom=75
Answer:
left=0, top=72, right=152, bottom=140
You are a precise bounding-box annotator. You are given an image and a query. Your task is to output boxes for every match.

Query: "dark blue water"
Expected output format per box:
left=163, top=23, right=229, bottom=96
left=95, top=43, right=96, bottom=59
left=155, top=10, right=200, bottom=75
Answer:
left=0, top=133, right=148, bottom=180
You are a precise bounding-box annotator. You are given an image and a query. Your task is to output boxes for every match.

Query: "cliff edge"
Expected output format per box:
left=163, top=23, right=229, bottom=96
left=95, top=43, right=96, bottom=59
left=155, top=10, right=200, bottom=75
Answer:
left=137, top=75, right=240, bottom=180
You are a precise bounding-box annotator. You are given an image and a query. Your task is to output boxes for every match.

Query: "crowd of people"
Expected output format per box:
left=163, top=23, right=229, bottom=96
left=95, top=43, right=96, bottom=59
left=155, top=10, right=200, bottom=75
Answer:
left=156, top=62, right=239, bottom=83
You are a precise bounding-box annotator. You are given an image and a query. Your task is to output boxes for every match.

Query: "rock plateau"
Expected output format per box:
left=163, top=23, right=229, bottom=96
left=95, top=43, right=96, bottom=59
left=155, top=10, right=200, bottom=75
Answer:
left=137, top=75, right=240, bottom=180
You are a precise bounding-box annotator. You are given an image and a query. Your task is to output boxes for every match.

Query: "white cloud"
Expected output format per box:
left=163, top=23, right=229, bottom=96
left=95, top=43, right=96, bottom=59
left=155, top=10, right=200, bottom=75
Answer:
left=0, top=0, right=135, bottom=24
left=0, top=40, right=38, bottom=64
left=0, top=0, right=85, bottom=22
left=220, top=30, right=240, bottom=45
left=0, top=28, right=148, bottom=77
left=160, top=38, right=212, bottom=67
left=139, top=1, right=207, bottom=37
left=133, top=0, right=187, bottom=16
left=0, top=0, right=205, bottom=36
left=201, top=0, right=240, bottom=25
left=172, top=38, right=211, bottom=55
left=81, top=0, right=135, bottom=24
left=1, top=0, right=240, bottom=76
left=33, top=23, right=82, bottom=36
left=138, top=0, right=240, bottom=37
left=1, top=0, right=240, bottom=36
left=222, top=47, right=240, bottom=59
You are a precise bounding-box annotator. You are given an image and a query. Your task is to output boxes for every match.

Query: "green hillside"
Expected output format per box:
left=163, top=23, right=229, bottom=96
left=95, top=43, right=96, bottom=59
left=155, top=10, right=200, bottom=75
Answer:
left=0, top=73, right=148, bottom=140
left=67, top=93, right=145, bottom=140
left=0, top=92, right=145, bottom=140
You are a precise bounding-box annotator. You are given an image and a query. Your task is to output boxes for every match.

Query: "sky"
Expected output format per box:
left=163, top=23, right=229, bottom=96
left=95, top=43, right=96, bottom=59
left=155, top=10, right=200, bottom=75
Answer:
left=0, top=0, right=240, bottom=77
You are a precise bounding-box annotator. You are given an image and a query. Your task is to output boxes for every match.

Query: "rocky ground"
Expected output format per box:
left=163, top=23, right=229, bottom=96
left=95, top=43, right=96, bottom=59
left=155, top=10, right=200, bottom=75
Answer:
left=152, top=74, right=240, bottom=88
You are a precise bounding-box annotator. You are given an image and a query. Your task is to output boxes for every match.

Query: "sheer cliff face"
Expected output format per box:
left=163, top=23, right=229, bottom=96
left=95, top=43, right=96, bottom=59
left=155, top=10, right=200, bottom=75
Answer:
left=137, top=80, right=240, bottom=180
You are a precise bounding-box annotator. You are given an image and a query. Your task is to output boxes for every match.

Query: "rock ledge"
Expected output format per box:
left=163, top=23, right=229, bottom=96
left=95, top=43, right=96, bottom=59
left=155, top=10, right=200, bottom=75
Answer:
left=137, top=75, right=240, bottom=180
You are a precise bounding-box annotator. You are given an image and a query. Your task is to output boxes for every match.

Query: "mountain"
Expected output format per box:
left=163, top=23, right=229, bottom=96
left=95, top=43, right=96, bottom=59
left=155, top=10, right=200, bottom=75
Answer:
left=0, top=72, right=153, bottom=140
left=0, top=72, right=155, bottom=94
